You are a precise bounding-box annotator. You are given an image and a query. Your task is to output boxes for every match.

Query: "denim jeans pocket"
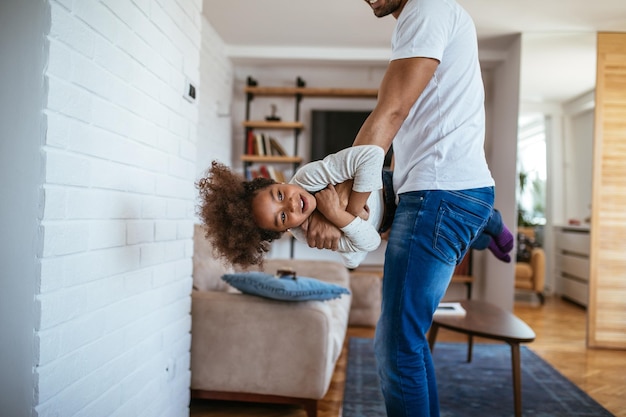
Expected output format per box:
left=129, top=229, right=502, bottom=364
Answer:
left=433, top=196, right=491, bottom=264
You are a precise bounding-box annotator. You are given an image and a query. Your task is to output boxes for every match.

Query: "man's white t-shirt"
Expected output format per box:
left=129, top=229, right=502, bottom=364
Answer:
left=391, top=0, right=494, bottom=197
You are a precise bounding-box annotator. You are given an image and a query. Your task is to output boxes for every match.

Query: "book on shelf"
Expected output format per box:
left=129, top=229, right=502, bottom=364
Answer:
left=268, top=166, right=286, bottom=183
left=256, top=165, right=286, bottom=182
left=266, top=165, right=277, bottom=181
left=434, top=302, right=466, bottom=317
left=269, top=137, right=287, bottom=156
left=246, top=130, right=255, bottom=155
left=247, top=133, right=291, bottom=158
left=274, top=168, right=286, bottom=183
left=259, top=165, right=271, bottom=179
left=255, top=133, right=266, bottom=156
left=263, top=134, right=272, bottom=156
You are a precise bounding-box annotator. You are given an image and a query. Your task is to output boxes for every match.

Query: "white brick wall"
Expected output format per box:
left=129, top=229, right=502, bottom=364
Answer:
left=196, top=17, right=233, bottom=174
left=35, top=1, right=233, bottom=416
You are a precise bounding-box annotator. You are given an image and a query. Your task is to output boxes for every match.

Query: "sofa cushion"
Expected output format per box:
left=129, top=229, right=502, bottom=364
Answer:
left=348, top=271, right=382, bottom=327
left=193, top=224, right=234, bottom=292
left=515, top=262, right=533, bottom=281
left=261, top=259, right=350, bottom=287
left=222, top=271, right=350, bottom=301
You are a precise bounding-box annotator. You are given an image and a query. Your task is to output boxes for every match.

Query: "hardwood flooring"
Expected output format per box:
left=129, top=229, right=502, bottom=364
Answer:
left=189, top=296, right=626, bottom=417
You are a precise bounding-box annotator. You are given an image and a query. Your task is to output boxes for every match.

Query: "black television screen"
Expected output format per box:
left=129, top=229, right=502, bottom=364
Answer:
left=310, top=110, right=393, bottom=167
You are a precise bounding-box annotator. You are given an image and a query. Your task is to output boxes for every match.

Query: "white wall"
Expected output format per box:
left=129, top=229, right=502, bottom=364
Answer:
left=0, top=1, right=232, bottom=416
left=0, top=1, right=47, bottom=415
left=36, top=1, right=203, bottom=415
left=562, top=92, right=595, bottom=223
left=519, top=90, right=595, bottom=296
left=474, top=35, right=521, bottom=311
left=196, top=17, right=233, bottom=175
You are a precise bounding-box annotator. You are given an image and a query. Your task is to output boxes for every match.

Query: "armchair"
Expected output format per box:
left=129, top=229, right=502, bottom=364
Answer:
left=514, top=227, right=545, bottom=304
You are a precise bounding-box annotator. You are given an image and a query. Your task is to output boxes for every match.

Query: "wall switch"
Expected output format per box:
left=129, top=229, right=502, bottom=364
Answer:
left=183, top=77, right=196, bottom=103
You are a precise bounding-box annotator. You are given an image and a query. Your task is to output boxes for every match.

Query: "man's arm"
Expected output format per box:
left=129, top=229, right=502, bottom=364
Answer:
left=305, top=57, right=438, bottom=250
left=353, top=57, right=439, bottom=150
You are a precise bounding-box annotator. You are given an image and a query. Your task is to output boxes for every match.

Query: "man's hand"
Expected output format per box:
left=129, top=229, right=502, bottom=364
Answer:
left=303, top=180, right=353, bottom=251
left=304, top=179, right=371, bottom=250
left=304, top=210, right=342, bottom=250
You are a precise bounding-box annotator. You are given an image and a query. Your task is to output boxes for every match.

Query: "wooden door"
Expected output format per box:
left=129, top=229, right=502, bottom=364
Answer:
left=588, top=32, right=626, bottom=349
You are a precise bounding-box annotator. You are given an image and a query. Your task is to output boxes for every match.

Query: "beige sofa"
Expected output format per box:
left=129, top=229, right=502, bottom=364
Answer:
left=190, top=225, right=352, bottom=417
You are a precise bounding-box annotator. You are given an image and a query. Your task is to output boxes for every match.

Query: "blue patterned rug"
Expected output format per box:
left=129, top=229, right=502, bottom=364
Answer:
left=343, top=337, right=614, bottom=417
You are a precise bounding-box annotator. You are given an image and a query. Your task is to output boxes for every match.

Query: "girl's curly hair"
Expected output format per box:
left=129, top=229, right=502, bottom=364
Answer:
left=196, top=161, right=283, bottom=268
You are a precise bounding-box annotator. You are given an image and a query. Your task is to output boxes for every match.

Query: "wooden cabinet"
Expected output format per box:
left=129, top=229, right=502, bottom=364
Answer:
left=555, top=225, right=590, bottom=307
left=588, top=32, right=626, bottom=349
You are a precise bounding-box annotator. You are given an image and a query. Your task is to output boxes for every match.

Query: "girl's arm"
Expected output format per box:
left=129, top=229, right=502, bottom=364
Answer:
left=290, top=145, right=384, bottom=194
left=291, top=145, right=385, bottom=249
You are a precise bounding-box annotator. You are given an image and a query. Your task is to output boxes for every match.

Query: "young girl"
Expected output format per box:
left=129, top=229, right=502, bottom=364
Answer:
left=196, top=145, right=513, bottom=269
left=197, top=145, right=388, bottom=268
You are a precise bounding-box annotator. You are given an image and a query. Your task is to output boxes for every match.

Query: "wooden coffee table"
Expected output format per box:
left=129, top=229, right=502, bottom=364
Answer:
left=428, top=300, right=536, bottom=417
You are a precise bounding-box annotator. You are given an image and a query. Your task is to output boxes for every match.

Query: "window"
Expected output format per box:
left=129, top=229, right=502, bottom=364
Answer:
left=517, top=113, right=547, bottom=226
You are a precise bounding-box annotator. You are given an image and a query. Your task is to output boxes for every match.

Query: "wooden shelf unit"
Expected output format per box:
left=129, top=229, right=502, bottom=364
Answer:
left=241, top=155, right=303, bottom=164
left=242, top=120, right=305, bottom=130
left=244, top=86, right=379, bottom=99
left=241, top=76, right=380, bottom=181
left=242, top=76, right=308, bottom=181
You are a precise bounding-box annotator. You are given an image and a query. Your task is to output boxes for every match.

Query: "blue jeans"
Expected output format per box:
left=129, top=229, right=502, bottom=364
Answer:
left=471, top=208, right=504, bottom=250
left=374, top=187, right=494, bottom=417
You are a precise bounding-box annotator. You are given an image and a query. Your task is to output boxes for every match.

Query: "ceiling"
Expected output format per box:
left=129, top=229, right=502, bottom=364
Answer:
left=203, top=0, right=626, bottom=104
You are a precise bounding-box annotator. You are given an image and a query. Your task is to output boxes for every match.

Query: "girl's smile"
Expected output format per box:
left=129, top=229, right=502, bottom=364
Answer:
left=251, top=183, right=317, bottom=232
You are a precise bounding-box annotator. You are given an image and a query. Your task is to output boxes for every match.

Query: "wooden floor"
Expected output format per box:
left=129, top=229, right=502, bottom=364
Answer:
left=189, top=296, right=626, bottom=417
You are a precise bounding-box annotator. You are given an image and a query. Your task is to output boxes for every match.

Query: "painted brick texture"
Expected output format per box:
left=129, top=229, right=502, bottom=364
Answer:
left=196, top=18, right=233, bottom=175
left=35, top=1, right=233, bottom=416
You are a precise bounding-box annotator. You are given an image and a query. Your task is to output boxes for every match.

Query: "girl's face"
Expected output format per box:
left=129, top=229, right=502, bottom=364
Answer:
left=252, top=183, right=317, bottom=232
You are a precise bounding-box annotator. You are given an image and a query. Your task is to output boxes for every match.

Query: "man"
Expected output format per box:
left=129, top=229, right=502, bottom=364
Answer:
left=308, top=0, right=495, bottom=415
